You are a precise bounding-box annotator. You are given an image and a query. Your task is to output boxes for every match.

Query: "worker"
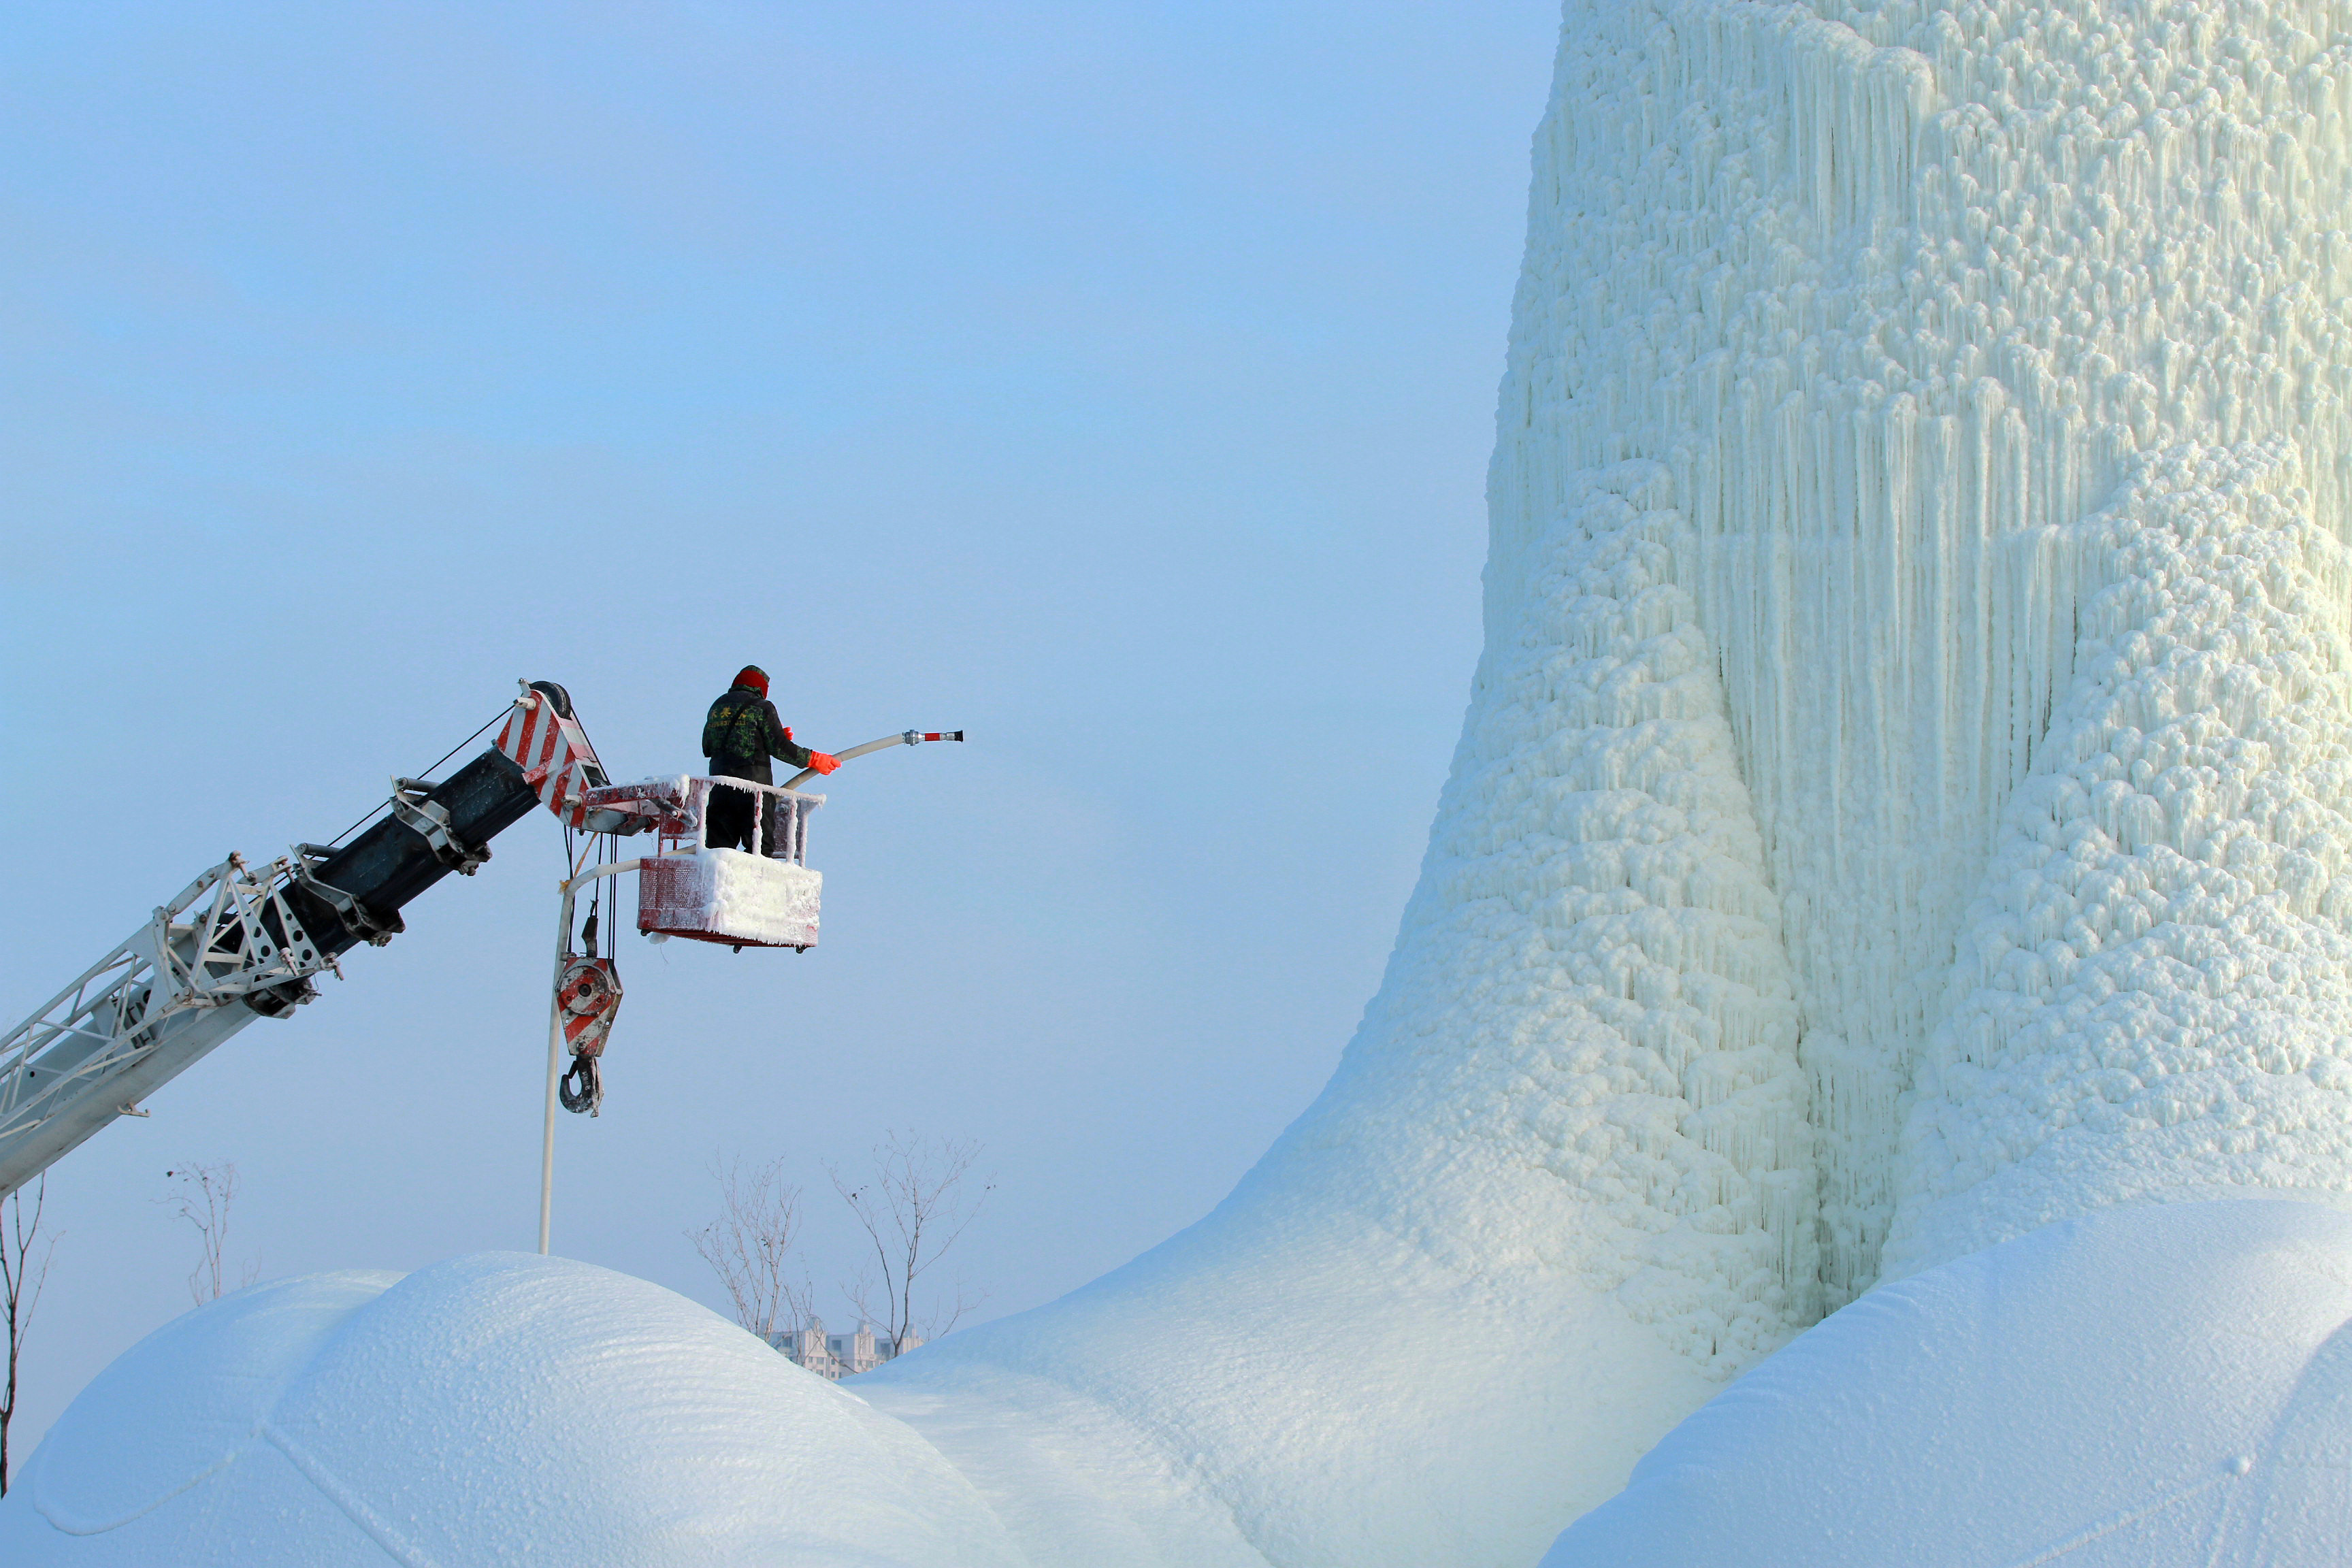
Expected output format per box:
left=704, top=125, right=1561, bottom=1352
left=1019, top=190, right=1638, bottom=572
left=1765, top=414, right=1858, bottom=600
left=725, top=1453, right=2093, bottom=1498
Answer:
left=702, top=666, right=838, bottom=856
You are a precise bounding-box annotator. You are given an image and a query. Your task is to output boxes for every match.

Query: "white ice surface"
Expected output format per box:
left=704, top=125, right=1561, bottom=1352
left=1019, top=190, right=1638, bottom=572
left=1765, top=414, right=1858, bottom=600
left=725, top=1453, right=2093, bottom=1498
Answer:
left=1504, top=0, right=2352, bottom=1312
left=1544, top=1199, right=2352, bottom=1567
left=1884, top=446, right=2352, bottom=1276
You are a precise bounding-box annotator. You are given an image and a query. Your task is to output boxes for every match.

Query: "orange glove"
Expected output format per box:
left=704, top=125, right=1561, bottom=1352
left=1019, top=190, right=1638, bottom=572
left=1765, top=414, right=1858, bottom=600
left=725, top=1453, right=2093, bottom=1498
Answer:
left=811, top=752, right=840, bottom=775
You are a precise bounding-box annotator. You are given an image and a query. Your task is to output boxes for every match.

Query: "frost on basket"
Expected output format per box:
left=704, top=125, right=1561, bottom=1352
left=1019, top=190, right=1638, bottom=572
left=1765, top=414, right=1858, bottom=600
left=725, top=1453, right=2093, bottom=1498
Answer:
left=640, top=849, right=821, bottom=950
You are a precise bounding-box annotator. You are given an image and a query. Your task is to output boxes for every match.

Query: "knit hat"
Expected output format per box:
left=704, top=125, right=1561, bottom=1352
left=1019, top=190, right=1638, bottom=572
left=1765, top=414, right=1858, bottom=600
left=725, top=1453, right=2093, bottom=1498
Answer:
left=734, top=665, right=770, bottom=696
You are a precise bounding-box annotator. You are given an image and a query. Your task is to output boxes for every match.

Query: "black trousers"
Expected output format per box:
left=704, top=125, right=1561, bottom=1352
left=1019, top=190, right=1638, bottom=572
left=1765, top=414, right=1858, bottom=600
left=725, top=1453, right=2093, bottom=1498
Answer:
left=709, top=784, right=813, bottom=860
left=706, top=782, right=782, bottom=855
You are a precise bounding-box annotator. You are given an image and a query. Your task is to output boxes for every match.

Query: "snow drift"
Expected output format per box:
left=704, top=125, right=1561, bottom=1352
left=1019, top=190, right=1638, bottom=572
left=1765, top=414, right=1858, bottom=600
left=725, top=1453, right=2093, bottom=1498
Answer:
left=16, top=0, right=2352, bottom=1560
left=1544, top=1199, right=2352, bottom=1567
left=0, top=1255, right=1021, bottom=1567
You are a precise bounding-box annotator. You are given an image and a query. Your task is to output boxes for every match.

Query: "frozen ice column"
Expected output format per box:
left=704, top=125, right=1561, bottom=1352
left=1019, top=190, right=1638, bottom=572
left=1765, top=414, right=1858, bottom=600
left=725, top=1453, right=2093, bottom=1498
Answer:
left=860, top=463, right=1818, bottom=1565
left=1490, top=0, right=2352, bottom=1305
left=890, top=0, right=2352, bottom=1552
left=1810, top=0, right=2352, bottom=1272
left=1486, top=1, right=2068, bottom=1310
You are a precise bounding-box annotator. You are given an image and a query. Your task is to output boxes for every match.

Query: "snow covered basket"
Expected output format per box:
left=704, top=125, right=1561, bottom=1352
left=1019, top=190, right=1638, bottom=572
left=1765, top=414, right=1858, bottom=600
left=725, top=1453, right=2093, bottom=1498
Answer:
left=581, top=775, right=826, bottom=950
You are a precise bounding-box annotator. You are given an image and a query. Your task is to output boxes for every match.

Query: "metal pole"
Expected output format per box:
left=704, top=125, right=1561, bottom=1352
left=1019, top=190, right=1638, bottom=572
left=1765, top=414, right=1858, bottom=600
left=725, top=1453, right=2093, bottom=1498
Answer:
left=539, top=877, right=576, bottom=1256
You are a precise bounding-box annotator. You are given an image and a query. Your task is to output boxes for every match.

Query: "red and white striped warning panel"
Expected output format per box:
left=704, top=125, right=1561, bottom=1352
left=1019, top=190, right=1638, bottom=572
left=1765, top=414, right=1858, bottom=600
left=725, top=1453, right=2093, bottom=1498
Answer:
left=497, top=685, right=609, bottom=830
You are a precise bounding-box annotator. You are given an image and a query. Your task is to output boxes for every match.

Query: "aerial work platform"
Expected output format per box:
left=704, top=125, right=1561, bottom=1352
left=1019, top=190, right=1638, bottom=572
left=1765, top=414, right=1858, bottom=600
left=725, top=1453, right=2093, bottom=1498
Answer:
left=578, top=774, right=824, bottom=949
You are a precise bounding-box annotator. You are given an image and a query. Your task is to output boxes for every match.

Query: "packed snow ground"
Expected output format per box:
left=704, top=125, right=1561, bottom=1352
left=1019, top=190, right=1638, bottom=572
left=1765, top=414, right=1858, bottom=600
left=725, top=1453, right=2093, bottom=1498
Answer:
left=16, top=0, right=2352, bottom=1560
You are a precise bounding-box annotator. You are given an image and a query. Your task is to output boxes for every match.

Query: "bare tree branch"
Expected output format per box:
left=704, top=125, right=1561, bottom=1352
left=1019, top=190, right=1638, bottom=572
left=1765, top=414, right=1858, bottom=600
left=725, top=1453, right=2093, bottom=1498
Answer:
left=827, top=1132, right=992, bottom=1347
left=842, top=1259, right=885, bottom=1336
left=689, top=1156, right=810, bottom=1341
left=164, top=1162, right=242, bottom=1306
left=1, top=1177, right=59, bottom=1497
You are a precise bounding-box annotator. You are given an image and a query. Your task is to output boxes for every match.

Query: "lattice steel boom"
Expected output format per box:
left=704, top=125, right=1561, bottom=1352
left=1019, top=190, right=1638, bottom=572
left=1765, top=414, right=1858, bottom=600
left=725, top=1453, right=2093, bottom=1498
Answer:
left=0, top=689, right=566, bottom=1200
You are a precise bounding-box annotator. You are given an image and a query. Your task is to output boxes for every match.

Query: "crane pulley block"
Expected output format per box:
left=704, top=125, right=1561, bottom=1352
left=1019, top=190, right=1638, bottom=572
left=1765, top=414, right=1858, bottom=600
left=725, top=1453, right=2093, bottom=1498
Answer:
left=556, top=956, right=621, bottom=1060
left=497, top=680, right=632, bottom=833
left=555, top=954, right=621, bottom=1117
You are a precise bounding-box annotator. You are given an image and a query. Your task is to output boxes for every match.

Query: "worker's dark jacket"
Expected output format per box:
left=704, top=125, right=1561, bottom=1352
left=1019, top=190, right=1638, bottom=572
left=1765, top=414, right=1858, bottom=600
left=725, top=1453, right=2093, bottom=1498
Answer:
left=702, top=685, right=815, bottom=785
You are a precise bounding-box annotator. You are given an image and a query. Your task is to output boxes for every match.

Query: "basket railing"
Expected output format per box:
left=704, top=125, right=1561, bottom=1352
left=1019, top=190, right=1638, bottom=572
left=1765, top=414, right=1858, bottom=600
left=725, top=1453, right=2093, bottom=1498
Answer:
left=578, top=774, right=824, bottom=864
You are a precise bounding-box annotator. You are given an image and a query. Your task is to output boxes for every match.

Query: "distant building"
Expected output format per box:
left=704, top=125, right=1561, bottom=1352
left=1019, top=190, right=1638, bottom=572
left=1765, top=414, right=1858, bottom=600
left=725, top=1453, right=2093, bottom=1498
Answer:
left=767, top=1316, right=922, bottom=1379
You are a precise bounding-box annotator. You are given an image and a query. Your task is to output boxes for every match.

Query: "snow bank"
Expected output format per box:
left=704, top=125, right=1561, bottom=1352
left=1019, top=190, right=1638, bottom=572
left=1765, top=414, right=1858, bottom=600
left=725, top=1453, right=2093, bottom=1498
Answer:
left=0, top=1254, right=1021, bottom=1567
left=1544, top=1199, right=2352, bottom=1567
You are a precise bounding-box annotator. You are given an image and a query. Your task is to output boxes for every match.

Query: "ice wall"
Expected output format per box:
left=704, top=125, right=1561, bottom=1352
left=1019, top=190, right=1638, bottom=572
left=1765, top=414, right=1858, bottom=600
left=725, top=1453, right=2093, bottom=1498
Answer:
left=1499, top=0, right=2076, bottom=1306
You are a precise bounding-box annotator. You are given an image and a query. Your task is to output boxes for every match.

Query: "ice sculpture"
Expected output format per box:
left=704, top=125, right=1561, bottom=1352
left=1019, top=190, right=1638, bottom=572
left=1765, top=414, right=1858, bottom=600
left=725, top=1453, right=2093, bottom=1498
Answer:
left=12, top=0, right=2352, bottom=1562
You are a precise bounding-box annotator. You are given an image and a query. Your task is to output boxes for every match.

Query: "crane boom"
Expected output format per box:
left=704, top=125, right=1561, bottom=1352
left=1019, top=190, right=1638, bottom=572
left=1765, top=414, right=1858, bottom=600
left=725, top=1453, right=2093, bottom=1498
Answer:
left=0, top=719, right=550, bottom=1202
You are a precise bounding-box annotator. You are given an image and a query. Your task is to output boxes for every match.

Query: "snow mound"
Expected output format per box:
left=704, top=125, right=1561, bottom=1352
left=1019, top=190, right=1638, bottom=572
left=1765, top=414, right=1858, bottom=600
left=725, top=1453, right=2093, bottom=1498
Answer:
left=1544, top=1199, right=2352, bottom=1567
left=0, top=1253, right=1022, bottom=1568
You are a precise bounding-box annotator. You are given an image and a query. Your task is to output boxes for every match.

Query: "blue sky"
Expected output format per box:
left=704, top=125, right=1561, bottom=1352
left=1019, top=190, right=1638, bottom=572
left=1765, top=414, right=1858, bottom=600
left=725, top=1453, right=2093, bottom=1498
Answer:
left=0, top=2, right=1558, bottom=1452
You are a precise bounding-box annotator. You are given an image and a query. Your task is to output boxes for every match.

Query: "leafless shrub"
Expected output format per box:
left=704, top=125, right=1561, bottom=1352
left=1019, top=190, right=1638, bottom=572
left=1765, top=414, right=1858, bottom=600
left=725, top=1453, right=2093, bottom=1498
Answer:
left=165, top=1162, right=255, bottom=1305
left=0, top=1177, right=57, bottom=1497
left=830, top=1132, right=992, bottom=1347
left=690, top=1156, right=811, bottom=1341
